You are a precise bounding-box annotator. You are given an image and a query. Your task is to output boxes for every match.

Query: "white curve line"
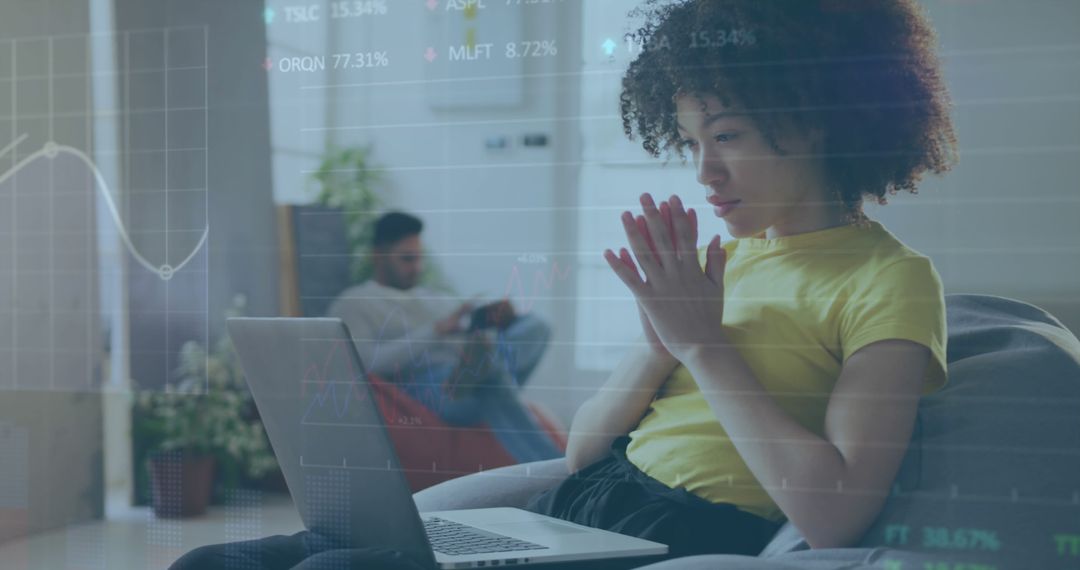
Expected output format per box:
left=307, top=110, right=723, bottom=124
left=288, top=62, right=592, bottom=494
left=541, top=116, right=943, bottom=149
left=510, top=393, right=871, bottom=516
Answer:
left=0, top=133, right=28, bottom=161
left=0, top=136, right=209, bottom=280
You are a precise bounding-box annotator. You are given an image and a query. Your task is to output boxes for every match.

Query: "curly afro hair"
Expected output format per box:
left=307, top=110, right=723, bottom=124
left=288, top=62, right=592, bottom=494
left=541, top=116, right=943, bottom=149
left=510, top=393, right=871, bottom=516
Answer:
left=620, top=0, right=959, bottom=225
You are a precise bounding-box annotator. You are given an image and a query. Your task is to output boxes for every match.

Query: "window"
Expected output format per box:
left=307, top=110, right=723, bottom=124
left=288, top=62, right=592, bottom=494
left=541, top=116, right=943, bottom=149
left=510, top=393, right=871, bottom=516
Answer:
left=573, top=2, right=695, bottom=370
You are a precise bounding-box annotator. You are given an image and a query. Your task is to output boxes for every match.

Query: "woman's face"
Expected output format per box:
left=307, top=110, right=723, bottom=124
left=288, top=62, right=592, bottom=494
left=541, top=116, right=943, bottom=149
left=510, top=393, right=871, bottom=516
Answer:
left=674, top=94, right=845, bottom=239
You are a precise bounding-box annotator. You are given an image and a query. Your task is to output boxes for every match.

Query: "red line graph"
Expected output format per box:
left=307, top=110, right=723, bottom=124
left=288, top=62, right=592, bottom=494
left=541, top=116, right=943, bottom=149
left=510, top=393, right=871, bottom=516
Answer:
left=299, top=337, right=458, bottom=421
left=300, top=338, right=377, bottom=420
left=301, top=262, right=569, bottom=419
left=502, top=261, right=571, bottom=313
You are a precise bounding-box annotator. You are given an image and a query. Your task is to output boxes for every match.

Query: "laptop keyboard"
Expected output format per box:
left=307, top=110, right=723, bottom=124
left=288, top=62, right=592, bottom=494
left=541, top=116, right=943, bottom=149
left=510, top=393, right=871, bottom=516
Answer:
left=424, top=517, right=549, bottom=556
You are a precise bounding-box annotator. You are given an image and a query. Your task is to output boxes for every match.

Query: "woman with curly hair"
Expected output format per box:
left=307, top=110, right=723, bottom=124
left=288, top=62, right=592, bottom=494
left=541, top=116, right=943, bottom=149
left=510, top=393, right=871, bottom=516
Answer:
left=527, top=0, right=959, bottom=561
left=171, top=1, right=959, bottom=568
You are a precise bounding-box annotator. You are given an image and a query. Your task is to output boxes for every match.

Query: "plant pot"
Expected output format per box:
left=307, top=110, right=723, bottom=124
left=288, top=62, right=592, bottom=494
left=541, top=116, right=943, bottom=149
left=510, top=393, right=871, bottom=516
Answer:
left=148, top=451, right=216, bottom=518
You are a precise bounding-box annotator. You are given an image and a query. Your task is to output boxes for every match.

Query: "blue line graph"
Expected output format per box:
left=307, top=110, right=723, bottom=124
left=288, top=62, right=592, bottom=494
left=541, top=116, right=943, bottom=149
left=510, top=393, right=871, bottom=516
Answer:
left=299, top=338, right=364, bottom=422
left=297, top=335, right=451, bottom=423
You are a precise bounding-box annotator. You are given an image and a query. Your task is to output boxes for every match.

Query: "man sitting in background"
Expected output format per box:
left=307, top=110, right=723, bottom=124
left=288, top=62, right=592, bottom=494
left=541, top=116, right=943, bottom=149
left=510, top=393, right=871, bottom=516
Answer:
left=326, top=211, right=561, bottom=462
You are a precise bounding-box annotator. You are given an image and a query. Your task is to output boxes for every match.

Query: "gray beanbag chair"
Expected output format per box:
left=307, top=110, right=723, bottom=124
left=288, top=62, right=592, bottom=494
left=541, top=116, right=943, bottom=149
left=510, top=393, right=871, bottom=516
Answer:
left=416, top=294, right=1080, bottom=570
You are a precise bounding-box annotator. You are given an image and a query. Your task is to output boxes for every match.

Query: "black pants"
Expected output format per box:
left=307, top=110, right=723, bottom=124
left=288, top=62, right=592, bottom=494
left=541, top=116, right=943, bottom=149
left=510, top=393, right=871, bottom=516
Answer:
left=170, top=438, right=782, bottom=570
left=524, top=437, right=783, bottom=563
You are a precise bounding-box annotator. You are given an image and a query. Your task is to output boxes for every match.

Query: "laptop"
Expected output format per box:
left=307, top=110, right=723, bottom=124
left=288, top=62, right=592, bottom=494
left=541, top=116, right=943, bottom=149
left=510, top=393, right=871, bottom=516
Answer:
left=227, top=317, right=668, bottom=569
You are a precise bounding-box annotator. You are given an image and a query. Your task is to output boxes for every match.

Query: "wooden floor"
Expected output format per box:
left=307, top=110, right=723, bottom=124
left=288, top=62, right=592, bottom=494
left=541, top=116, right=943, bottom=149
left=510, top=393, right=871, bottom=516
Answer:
left=0, top=493, right=304, bottom=569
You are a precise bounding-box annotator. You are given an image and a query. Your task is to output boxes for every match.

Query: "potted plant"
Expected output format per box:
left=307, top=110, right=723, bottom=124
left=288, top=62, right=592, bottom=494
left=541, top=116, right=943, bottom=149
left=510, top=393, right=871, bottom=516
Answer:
left=133, top=295, right=277, bottom=518
left=310, top=145, right=385, bottom=285
left=311, top=145, right=449, bottom=290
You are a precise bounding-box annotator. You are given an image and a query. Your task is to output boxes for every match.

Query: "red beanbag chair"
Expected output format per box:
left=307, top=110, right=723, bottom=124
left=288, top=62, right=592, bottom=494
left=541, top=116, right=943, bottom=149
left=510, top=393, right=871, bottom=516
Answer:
left=367, top=374, right=566, bottom=492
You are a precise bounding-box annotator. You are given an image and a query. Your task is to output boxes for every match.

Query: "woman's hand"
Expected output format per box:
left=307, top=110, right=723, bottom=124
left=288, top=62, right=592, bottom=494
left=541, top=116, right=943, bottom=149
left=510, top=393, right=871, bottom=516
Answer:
left=611, top=211, right=689, bottom=363
left=636, top=301, right=674, bottom=361
left=603, top=193, right=729, bottom=362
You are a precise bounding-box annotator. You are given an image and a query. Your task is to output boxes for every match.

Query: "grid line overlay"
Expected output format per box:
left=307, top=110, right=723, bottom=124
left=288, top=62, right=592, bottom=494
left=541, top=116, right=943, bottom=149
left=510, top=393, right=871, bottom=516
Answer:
left=0, top=27, right=209, bottom=390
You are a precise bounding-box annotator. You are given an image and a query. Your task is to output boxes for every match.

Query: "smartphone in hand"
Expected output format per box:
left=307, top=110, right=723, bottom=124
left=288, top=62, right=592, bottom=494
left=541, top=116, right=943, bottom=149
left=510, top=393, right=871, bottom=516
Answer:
left=467, top=301, right=516, bottom=331
left=467, top=306, right=488, bottom=332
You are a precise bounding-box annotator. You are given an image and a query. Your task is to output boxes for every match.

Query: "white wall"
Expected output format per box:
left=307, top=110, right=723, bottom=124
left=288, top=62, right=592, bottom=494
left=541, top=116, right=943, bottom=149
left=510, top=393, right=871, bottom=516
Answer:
left=268, top=1, right=585, bottom=422
left=872, top=0, right=1080, bottom=332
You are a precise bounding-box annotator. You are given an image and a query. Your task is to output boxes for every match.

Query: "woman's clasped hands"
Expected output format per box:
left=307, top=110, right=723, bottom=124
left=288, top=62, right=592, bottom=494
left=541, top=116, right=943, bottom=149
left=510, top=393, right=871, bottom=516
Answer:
left=603, top=193, right=730, bottom=363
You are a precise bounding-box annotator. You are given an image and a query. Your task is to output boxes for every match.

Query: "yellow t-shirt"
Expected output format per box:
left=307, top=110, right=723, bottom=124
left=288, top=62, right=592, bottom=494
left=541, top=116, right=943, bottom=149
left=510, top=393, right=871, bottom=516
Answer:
left=625, top=220, right=948, bottom=523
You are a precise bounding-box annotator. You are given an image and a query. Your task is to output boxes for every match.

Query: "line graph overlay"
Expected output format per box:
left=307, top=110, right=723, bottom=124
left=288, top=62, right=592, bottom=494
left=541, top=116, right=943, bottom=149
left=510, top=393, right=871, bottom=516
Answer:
left=0, top=27, right=210, bottom=391
left=301, top=293, right=567, bottom=426
left=300, top=328, right=527, bottom=426
left=299, top=335, right=450, bottom=425
left=0, top=136, right=208, bottom=281
left=502, top=260, right=572, bottom=313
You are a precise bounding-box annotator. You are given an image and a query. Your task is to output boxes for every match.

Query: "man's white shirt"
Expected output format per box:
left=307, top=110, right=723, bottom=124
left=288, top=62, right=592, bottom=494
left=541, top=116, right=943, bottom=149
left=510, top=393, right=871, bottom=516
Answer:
left=326, top=280, right=467, bottom=378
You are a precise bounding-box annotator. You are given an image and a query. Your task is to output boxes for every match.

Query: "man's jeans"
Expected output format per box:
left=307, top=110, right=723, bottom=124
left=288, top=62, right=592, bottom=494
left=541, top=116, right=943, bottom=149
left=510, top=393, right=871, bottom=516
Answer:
left=397, top=314, right=561, bottom=463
